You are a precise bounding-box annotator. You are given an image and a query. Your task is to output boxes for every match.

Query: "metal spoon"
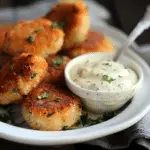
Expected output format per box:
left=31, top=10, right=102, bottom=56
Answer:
left=113, top=5, right=150, bottom=61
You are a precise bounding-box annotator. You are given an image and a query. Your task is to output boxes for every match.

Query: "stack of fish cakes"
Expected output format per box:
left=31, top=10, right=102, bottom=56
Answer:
left=0, top=0, right=114, bottom=131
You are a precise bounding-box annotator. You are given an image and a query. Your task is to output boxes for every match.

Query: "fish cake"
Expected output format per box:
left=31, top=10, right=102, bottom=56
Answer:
left=0, top=53, right=48, bottom=104
left=22, top=83, right=82, bottom=131
left=46, top=0, right=90, bottom=49
left=2, top=18, right=64, bottom=58
left=43, top=55, right=70, bottom=84
left=67, top=31, right=114, bottom=58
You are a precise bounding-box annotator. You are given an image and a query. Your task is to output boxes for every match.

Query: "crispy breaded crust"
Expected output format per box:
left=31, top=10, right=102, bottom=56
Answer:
left=43, top=55, right=70, bottom=84
left=22, top=83, right=82, bottom=131
left=0, top=53, right=48, bottom=104
left=0, top=24, right=13, bottom=50
left=2, top=18, right=64, bottom=58
left=67, top=31, right=114, bottom=58
left=46, top=0, right=90, bottom=49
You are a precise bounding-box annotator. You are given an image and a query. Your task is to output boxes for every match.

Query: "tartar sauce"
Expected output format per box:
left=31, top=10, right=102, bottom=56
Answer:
left=70, top=59, right=138, bottom=92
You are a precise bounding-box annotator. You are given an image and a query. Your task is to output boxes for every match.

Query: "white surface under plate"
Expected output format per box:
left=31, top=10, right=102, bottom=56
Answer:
left=0, top=24, right=150, bottom=145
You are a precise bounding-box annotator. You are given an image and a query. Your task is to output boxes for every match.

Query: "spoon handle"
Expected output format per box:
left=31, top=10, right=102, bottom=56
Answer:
left=113, top=5, right=150, bottom=61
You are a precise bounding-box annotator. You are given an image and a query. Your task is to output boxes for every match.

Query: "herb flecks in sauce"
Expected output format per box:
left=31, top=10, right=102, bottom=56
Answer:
left=73, top=79, right=77, bottom=82
left=71, top=60, right=138, bottom=92
left=102, top=62, right=111, bottom=66
left=103, top=75, right=115, bottom=83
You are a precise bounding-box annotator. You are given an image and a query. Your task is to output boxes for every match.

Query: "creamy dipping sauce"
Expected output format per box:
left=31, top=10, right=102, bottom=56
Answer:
left=70, top=59, right=138, bottom=92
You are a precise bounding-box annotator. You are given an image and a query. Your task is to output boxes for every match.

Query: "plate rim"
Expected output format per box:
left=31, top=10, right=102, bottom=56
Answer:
left=0, top=23, right=150, bottom=145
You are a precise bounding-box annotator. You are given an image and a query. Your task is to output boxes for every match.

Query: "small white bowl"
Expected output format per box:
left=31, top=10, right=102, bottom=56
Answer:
left=65, top=52, right=143, bottom=113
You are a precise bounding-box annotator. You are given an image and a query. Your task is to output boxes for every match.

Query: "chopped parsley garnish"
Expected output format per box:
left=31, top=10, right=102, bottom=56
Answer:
left=31, top=73, right=37, bottom=79
left=53, top=56, right=67, bottom=64
left=51, top=22, right=58, bottom=28
left=34, top=27, right=44, bottom=33
left=47, top=113, right=54, bottom=117
left=51, top=22, right=65, bottom=29
left=80, top=112, right=116, bottom=127
left=26, top=27, right=43, bottom=43
left=102, top=75, right=115, bottom=83
left=76, top=40, right=81, bottom=45
left=26, top=35, right=35, bottom=43
left=12, top=89, right=19, bottom=94
left=103, top=63, right=110, bottom=66
left=80, top=113, right=103, bottom=127
left=10, top=64, right=14, bottom=71
left=52, top=57, right=63, bottom=64
left=37, top=92, right=51, bottom=100
left=52, top=56, right=67, bottom=69
left=87, top=118, right=103, bottom=126
left=54, top=97, right=61, bottom=102
left=73, top=79, right=77, bottom=82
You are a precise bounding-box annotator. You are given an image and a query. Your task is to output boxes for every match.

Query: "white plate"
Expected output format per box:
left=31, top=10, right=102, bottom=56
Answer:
left=0, top=24, right=150, bottom=145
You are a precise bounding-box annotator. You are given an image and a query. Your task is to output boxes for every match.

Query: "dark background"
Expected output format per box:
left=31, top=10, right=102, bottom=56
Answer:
left=0, top=0, right=150, bottom=149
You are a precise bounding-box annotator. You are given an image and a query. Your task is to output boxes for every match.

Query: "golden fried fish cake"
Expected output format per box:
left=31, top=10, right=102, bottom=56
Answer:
left=67, top=31, right=114, bottom=58
left=0, top=24, right=13, bottom=50
left=22, top=83, right=82, bottom=131
left=46, top=0, right=90, bottom=49
left=2, top=18, right=64, bottom=58
left=0, top=62, right=23, bottom=105
left=43, top=55, right=70, bottom=84
left=0, top=53, right=48, bottom=104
